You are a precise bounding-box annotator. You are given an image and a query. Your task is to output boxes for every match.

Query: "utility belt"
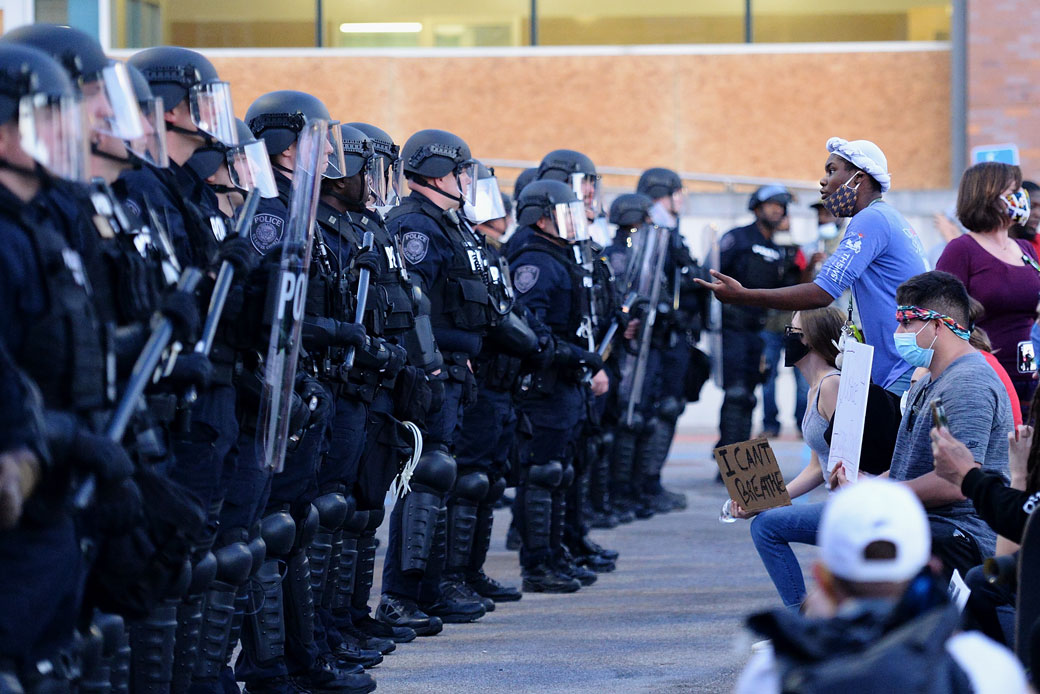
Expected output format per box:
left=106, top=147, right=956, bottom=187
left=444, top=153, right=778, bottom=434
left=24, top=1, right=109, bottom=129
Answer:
left=525, top=362, right=585, bottom=397
left=441, top=351, right=472, bottom=384
left=328, top=363, right=383, bottom=404
left=473, top=352, right=524, bottom=393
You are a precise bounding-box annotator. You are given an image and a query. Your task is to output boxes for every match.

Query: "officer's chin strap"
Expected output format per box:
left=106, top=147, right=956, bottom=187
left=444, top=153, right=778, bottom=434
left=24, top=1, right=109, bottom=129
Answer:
left=324, top=188, right=365, bottom=211
left=167, top=122, right=219, bottom=148
left=272, top=162, right=294, bottom=177
left=420, top=175, right=466, bottom=208
left=0, top=157, right=51, bottom=187
left=388, top=421, right=423, bottom=500
left=91, top=140, right=140, bottom=169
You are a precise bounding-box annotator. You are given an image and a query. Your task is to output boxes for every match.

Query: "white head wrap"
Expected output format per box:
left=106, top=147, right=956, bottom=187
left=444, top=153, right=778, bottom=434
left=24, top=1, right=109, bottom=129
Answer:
left=826, top=137, right=891, bottom=193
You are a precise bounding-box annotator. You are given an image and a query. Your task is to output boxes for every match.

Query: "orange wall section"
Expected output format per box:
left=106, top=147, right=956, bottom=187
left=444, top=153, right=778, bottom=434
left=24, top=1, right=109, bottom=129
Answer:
left=209, top=47, right=951, bottom=190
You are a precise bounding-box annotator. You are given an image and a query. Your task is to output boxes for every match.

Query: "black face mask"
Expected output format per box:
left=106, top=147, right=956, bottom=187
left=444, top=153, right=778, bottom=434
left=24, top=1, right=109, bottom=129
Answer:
left=783, top=331, right=811, bottom=367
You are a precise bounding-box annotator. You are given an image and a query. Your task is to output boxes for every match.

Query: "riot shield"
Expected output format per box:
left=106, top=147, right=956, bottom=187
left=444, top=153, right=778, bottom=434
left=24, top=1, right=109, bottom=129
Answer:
left=618, top=224, right=669, bottom=427
left=256, top=120, right=328, bottom=472
left=703, top=223, right=724, bottom=389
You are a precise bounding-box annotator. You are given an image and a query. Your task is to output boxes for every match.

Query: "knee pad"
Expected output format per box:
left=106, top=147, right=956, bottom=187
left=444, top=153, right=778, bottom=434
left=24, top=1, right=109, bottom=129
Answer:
left=188, top=550, right=218, bottom=594
left=313, top=492, right=351, bottom=531
left=247, top=522, right=267, bottom=572
left=601, top=431, right=615, bottom=449
left=527, top=460, right=564, bottom=490
left=454, top=470, right=490, bottom=503
left=484, top=475, right=507, bottom=505
left=344, top=509, right=369, bottom=535
left=657, top=396, right=684, bottom=422
left=260, top=511, right=296, bottom=558
left=560, top=462, right=575, bottom=489
left=724, top=386, right=754, bottom=409
left=294, top=503, right=319, bottom=548
left=365, top=507, right=384, bottom=532
left=213, top=541, right=253, bottom=586
left=411, top=448, right=457, bottom=495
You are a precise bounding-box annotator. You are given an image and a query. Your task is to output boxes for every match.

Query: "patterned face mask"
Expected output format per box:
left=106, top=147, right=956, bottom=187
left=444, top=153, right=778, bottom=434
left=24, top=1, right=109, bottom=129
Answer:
left=822, top=173, right=861, bottom=218
left=1004, top=188, right=1031, bottom=226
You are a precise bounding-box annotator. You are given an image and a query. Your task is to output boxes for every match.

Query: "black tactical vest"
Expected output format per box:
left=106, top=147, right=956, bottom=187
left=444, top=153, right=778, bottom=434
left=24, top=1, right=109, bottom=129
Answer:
left=506, top=240, right=590, bottom=348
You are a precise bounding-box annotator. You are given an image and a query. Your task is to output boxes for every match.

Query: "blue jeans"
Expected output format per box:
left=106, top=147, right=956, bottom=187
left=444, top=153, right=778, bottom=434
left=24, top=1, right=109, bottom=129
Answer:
left=749, top=501, right=825, bottom=608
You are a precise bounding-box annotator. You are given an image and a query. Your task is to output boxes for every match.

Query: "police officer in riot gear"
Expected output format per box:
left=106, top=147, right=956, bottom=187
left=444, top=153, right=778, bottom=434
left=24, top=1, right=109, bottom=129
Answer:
left=0, top=42, right=136, bottom=694
left=444, top=163, right=529, bottom=606
left=508, top=180, right=606, bottom=593
left=378, top=128, right=493, bottom=629
left=716, top=185, right=800, bottom=451
left=228, top=90, right=378, bottom=694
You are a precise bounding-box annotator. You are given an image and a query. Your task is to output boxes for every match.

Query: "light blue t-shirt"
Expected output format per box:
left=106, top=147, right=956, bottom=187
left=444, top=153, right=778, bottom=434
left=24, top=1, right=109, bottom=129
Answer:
left=814, top=200, right=927, bottom=389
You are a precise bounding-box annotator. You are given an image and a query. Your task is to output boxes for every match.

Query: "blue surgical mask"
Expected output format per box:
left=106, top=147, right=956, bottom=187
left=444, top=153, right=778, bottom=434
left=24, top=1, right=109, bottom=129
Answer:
left=893, top=323, right=938, bottom=368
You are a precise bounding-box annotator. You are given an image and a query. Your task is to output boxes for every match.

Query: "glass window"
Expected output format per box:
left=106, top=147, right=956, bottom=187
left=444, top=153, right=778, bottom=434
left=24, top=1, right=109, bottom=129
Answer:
left=111, top=0, right=317, bottom=48
left=751, top=0, right=952, bottom=43
left=536, top=0, right=746, bottom=46
left=321, top=0, right=530, bottom=48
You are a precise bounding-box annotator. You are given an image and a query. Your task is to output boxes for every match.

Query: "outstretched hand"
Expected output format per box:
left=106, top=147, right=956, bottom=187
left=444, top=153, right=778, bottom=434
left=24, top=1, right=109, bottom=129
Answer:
left=693, top=270, right=748, bottom=304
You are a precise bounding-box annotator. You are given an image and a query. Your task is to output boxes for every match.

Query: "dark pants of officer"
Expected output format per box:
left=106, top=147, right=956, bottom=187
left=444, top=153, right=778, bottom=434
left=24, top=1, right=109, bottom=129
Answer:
left=382, top=379, right=465, bottom=603
left=168, top=384, right=240, bottom=523
left=718, top=329, right=764, bottom=448
left=0, top=516, right=83, bottom=676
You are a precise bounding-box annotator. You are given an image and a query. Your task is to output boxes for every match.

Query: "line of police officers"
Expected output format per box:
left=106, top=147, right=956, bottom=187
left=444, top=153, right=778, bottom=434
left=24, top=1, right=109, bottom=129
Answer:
left=0, top=24, right=709, bottom=694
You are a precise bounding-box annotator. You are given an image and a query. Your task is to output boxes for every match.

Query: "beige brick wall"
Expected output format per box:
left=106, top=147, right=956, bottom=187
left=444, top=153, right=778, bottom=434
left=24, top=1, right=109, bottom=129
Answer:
left=206, top=47, right=951, bottom=190
left=968, top=0, right=1040, bottom=178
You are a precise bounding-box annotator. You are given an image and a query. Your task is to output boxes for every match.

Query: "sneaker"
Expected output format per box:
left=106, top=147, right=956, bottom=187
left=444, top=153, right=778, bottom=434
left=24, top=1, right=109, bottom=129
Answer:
left=375, top=595, right=443, bottom=636
left=521, top=563, right=580, bottom=593
left=335, top=619, right=394, bottom=658
left=354, top=613, right=416, bottom=644
left=555, top=555, right=597, bottom=586
left=466, top=571, right=522, bottom=602
left=441, top=577, right=494, bottom=612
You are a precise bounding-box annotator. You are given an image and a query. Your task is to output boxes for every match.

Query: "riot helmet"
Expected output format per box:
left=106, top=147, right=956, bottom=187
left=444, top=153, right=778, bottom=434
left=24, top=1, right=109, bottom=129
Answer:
left=348, top=121, right=402, bottom=207
left=189, top=118, right=277, bottom=199
left=516, top=179, right=587, bottom=243
left=2, top=24, right=145, bottom=168
left=129, top=46, right=237, bottom=147
left=246, top=90, right=344, bottom=179
left=537, top=148, right=600, bottom=218
left=609, top=193, right=653, bottom=229
left=0, top=43, right=88, bottom=183
left=512, top=166, right=537, bottom=203
left=321, top=123, right=384, bottom=210
left=501, top=192, right=513, bottom=219
left=400, top=128, right=476, bottom=208
left=463, top=162, right=507, bottom=224
left=748, top=184, right=793, bottom=211
left=636, top=167, right=682, bottom=201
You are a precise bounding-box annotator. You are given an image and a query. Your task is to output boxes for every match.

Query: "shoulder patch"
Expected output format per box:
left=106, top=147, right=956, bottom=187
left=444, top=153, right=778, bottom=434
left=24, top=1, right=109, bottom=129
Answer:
left=401, top=231, right=430, bottom=264
left=250, top=213, right=285, bottom=255
left=123, top=197, right=141, bottom=219
left=513, top=264, right=540, bottom=294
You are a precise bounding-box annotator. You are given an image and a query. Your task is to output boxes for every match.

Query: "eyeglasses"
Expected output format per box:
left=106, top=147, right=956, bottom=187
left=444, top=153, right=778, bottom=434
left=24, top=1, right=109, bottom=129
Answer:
left=784, top=326, right=804, bottom=337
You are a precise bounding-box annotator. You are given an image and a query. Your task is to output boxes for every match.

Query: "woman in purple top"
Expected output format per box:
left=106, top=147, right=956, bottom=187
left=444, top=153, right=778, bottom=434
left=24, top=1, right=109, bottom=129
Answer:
left=937, top=162, right=1040, bottom=416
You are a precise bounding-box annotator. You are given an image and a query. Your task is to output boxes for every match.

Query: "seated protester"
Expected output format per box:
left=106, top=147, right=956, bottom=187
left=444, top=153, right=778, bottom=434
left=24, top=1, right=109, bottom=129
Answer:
left=732, top=307, right=900, bottom=609
left=930, top=387, right=1040, bottom=645
left=736, top=479, right=1028, bottom=694
left=836, top=271, right=1013, bottom=578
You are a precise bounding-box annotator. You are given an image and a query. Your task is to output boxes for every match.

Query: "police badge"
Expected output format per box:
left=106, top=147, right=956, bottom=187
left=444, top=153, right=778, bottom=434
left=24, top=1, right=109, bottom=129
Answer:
left=250, top=213, right=285, bottom=254
left=513, top=264, right=540, bottom=294
left=401, top=231, right=429, bottom=264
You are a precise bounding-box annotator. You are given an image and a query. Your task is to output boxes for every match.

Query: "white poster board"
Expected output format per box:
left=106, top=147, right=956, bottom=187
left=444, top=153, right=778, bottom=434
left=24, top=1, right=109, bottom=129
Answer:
left=826, top=340, right=874, bottom=483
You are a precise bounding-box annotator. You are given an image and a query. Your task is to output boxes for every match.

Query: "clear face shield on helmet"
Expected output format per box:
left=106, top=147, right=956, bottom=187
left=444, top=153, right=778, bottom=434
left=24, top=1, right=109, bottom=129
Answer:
left=321, top=121, right=347, bottom=180
left=569, top=171, right=602, bottom=220
left=83, top=62, right=145, bottom=141
left=127, top=93, right=169, bottom=167
left=455, top=159, right=479, bottom=205
left=361, top=150, right=387, bottom=207
left=19, top=92, right=89, bottom=182
left=386, top=156, right=403, bottom=206
left=228, top=138, right=278, bottom=198
left=189, top=80, right=238, bottom=147
left=551, top=200, right=589, bottom=243
left=463, top=174, right=507, bottom=224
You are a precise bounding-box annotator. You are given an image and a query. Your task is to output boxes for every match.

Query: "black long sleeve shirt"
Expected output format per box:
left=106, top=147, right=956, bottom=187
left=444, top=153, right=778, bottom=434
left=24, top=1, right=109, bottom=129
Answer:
left=961, top=467, right=1039, bottom=543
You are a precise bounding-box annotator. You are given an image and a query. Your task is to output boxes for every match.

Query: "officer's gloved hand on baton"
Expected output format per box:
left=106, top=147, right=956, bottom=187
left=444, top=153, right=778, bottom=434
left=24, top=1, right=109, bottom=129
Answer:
left=160, top=288, right=202, bottom=346
left=352, top=248, right=381, bottom=275
left=216, top=236, right=259, bottom=273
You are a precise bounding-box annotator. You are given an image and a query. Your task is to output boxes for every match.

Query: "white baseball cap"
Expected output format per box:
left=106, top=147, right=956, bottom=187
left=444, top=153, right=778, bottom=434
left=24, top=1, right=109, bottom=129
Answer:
left=826, top=137, right=892, bottom=193
left=817, top=478, right=930, bottom=583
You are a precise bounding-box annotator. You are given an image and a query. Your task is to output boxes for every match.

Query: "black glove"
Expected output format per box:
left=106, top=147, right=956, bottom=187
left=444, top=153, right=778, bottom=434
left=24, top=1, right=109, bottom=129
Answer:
left=352, top=247, right=381, bottom=274
left=72, top=428, right=134, bottom=483
left=427, top=374, right=445, bottom=414
left=527, top=334, right=555, bottom=371
left=578, top=349, right=604, bottom=373
left=335, top=321, right=368, bottom=349
left=287, top=391, right=309, bottom=437
left=93, top=477, right=144, bottom=534
left=462, top=368, right=479, bottom=408
left=297, top=376, right=332, bottom=428
left=165, top=352, right=213, bottom=391
left=217, top=236, right=259, bottom=273
left=161, top=289, right=201, bottom=345
left=381, top=342, right=408, bottom=378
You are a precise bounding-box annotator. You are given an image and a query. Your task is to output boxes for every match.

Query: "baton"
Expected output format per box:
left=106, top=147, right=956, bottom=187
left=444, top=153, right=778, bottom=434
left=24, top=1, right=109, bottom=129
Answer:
left=343, top=231, right=375, bottom=370
left=595, top=292, right=641, bottom=358
left=73, top=267, right=204, bottom=510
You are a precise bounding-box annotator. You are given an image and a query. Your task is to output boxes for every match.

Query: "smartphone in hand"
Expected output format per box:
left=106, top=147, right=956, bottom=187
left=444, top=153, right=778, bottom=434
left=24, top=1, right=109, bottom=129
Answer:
left=930, top=398, right=950, bottom=430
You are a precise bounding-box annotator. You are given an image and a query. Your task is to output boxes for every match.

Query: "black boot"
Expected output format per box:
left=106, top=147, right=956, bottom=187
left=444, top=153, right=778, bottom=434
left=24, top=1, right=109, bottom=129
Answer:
left=375, top=595, right=443, bottom=636
left=466, top=484, right=521, bottom=602
left=521, top=563, right=580, bottom=593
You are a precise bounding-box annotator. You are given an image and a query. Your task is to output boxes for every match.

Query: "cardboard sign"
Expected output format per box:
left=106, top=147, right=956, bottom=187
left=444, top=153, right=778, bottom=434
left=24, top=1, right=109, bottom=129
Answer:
left=713, top=437, right=792, bottom=513
left=826, top=340, right=874, bottom=483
